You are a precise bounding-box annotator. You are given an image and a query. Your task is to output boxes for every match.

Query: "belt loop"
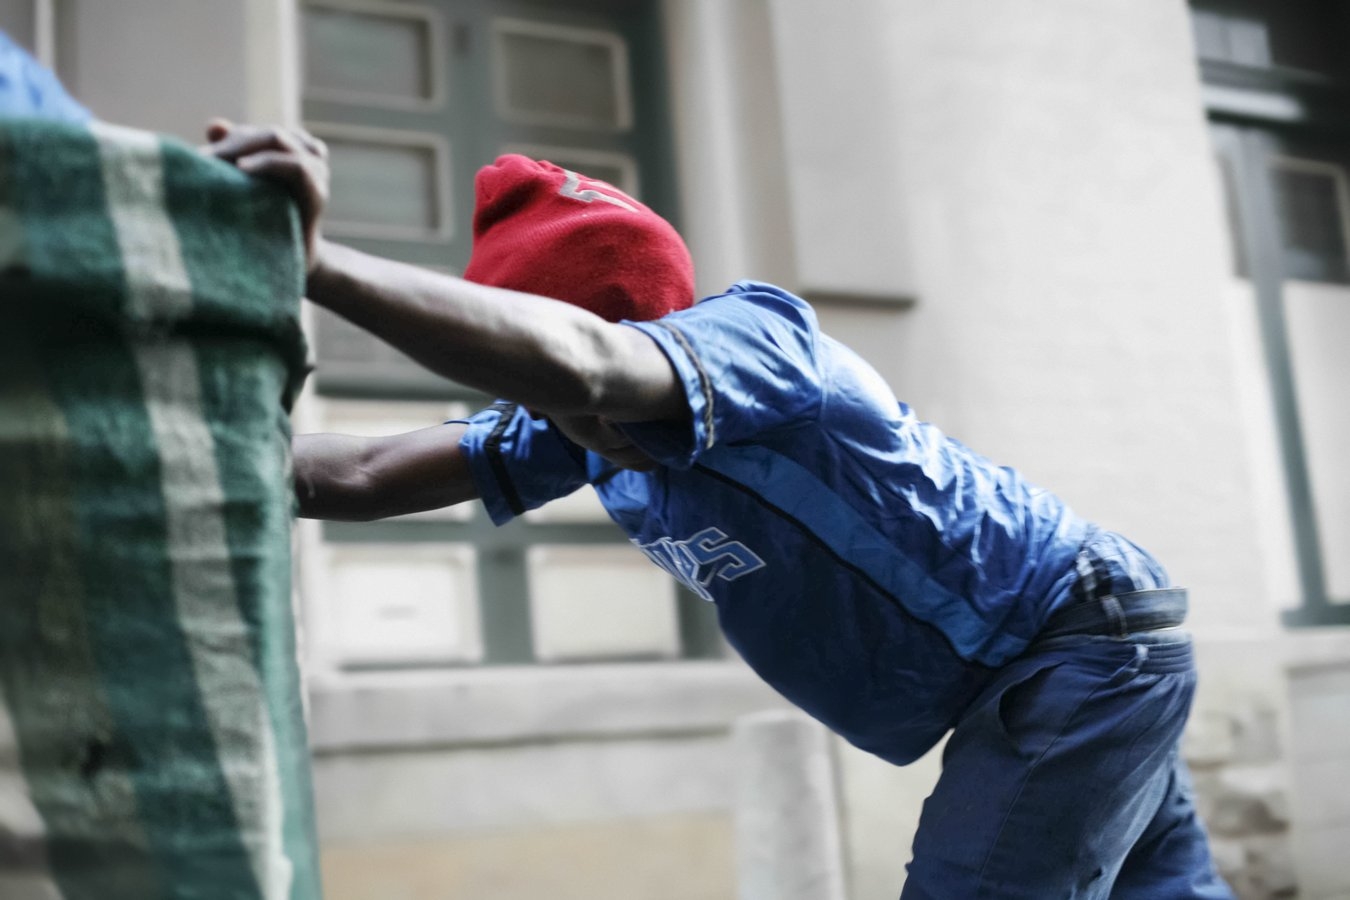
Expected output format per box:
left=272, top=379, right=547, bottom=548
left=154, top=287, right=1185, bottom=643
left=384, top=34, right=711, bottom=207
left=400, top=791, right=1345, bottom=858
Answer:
left=1101, top=595, right=1129, bottom=637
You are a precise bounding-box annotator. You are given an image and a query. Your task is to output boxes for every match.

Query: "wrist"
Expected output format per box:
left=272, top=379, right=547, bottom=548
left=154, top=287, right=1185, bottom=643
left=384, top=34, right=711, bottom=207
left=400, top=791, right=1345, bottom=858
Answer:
left=305, top=237, right=344, bottom=303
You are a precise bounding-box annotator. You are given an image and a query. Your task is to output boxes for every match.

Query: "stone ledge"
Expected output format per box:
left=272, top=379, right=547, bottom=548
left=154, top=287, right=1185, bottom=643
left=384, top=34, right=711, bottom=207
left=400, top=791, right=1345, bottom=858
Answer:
left=308, top=661, right=789, bottom=752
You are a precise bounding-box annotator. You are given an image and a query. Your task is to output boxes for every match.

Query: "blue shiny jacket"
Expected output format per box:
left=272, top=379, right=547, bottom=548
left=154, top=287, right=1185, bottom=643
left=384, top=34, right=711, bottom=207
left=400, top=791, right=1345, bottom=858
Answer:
left=460, top=282, right=1167, bottom=764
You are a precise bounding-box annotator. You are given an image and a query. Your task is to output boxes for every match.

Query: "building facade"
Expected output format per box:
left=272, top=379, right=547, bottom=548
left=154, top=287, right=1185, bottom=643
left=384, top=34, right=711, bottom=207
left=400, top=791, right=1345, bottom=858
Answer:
left=3, top=1, right=1348, bottom=897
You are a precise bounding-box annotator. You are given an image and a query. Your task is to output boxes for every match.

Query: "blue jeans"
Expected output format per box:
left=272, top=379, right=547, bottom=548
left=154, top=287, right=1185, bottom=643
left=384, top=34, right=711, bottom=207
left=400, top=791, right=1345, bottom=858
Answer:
left=901, top=590, right=1234, bottom=899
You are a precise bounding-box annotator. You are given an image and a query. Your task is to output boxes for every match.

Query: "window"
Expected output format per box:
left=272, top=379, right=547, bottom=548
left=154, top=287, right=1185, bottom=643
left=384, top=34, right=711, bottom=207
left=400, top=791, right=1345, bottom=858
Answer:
left=303, top=1, right=445, bottom=109
left=1269, top=157, right=1350, bottom=283
left=327, top=543, right=483, bottom=667
left=492, top=18, right=632, bottom=130
left=316, top=124, right=455, bottom=241
left=1197, top=1, right=1350, bottom=625
left=1191, top=0, right=1350, bottom=79
left=301, top=0, right=721, bottom=666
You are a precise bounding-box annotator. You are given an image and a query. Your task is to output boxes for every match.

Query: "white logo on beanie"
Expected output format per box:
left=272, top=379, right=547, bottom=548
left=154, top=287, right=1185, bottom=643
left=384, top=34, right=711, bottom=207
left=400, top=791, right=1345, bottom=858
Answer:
left=558, top=169, right=638, bottom=212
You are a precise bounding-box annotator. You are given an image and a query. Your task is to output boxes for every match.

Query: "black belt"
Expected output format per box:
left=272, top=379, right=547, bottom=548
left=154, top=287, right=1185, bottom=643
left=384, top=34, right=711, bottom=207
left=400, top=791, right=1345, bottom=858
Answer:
left=1039, top=587, right=1188, bottom=640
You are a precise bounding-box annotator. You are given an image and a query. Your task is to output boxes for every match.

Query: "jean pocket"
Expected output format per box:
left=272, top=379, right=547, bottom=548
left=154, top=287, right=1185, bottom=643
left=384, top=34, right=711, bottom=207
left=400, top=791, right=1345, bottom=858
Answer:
left=993, top=643, right=1148, bottom=758
left=993, top=661, right=1069, bottom=757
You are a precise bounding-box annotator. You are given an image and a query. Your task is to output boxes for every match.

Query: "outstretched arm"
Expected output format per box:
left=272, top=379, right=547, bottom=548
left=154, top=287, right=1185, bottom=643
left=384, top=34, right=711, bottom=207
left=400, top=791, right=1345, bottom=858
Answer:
left=203, top=121, right=688, bottom=427
left=293, top=423, right=477, bottom=520
left=307, top=240, right=687, bottom=424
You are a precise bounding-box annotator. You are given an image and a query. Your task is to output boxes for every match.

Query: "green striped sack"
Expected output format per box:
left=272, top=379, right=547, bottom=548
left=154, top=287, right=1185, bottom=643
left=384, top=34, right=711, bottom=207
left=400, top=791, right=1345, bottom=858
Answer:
left=0, top=118, right=321, bottom=900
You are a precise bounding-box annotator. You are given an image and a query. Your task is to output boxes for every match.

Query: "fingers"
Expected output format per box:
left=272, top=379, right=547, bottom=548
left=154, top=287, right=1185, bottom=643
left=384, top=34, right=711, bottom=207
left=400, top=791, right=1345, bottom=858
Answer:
left=295, top=130, right=329, bottom=160
left=232, top=150, right=327, bottom=221
left=198, top=121, right=329, bottom=212
left=197, top=119, right=330, bottom=272
left=204, top=117, right=232, bottom=144
left=235, top=150, right=307, bottom=185
left=200, top=122, right=327, bottom=164
left=205, top=125, right=300, bottom=163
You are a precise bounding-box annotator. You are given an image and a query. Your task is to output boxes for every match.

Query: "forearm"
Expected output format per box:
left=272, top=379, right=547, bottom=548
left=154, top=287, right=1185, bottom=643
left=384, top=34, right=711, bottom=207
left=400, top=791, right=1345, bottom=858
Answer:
left=308, top=240, right=626, bottom=415
left=293, top=432, right=383, bottom=521
left=293, top=425, right=477, bottom=521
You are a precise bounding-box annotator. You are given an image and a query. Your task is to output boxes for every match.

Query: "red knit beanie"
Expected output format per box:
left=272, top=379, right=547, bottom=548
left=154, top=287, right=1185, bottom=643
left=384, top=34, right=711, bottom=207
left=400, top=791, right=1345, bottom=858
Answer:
left=462, top=155, right=695, bottom=322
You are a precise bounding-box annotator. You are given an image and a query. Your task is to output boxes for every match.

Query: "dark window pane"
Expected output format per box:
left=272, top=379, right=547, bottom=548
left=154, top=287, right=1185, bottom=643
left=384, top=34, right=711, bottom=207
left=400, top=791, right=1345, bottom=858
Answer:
left=1272, top=163, right=1350, bottom=283
left=495, top=23, right=628, bottom=129
left=1190, top=1, right=1350, bottom=79
left=1262, top=0, right=1350, bottom=78
left=325, top=136, right=446, bottom=235
left=304, top=3, right=436, bottom=103
left=1191, top=7, right=1271, bottom=67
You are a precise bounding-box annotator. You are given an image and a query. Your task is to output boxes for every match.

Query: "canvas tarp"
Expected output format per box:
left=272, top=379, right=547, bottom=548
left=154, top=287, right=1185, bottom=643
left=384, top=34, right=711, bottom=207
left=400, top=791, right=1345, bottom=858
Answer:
left=0, top=118, right=321, bottom=900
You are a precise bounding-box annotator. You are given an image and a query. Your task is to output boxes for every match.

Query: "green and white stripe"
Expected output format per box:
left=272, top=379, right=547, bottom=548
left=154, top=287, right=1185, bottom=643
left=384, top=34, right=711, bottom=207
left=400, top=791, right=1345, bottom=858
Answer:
left=93, top=124, right=194, bottom=323
left=97, top=122, right=293, bottom=897
left=132, top=340, right=293, bottom=900
left=0, top=119, right=319, bottom=899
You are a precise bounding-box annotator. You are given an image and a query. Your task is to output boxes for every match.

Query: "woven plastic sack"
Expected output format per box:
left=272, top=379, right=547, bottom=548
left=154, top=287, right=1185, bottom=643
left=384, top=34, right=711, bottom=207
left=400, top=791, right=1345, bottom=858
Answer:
left=0, top=118, right=321, bottom=900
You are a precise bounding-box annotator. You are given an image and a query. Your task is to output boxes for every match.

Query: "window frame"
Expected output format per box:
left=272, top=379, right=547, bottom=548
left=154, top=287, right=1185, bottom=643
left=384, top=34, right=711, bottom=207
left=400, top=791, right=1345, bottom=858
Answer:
left=488, top=15, right=634, bottom=132
left=298, top=0, right=723, bottom=666
left=301, top=0, right=451, bottom=112
left=306, top=121, right=457, bottom=243
left=1196, top=1, right=1350, bottom=626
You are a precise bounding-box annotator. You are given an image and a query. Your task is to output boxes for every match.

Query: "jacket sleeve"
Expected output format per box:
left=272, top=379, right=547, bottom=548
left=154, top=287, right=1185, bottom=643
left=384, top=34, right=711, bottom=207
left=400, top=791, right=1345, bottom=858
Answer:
left=618, top=282, right=824, bottom=469
left=456, top=402, right=591, bottom=525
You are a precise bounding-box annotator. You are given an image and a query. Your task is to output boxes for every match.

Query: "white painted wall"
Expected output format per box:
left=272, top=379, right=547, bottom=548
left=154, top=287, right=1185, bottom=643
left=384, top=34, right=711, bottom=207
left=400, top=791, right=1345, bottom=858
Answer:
left=866, top=0, right=1272, bottom=636
left=1223, top=280, right=1304, bottom=614
left=765, top=0, right=916, bottom=304
left=55, top=0, right=246, bottom=139
left=1224, top=276, right=1350, bottom=612
left=661, top=0, right=796, bottom=296
left=50, top=0, right=297, bottom=141
left=1283, top=635, right=1350, bottom=900
left=668, top=0, right=1274, bottom=634
left=1283, top=282, right=1350, bottom=601
left=661, top=0, right=1293, bottom=895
